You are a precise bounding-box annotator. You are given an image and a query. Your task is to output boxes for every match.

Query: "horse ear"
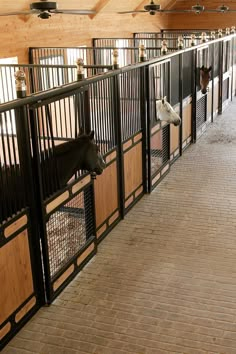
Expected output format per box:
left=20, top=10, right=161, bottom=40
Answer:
left=200, top=65, right=204, bottom=70
left=208, top=66, right=212, bottom=72
left=164, top=96, right=167, bottom=102
left=88, top=131, right=94, bottom=140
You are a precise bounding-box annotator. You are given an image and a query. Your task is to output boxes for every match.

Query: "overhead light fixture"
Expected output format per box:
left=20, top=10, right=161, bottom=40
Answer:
left=192, top=3, right=204, bottom=14
left=218, top=4, right=229, bottom=12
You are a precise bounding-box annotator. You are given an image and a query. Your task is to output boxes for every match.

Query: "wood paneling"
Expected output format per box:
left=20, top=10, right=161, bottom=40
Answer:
left=4, top=214, right=28, bottom=238
left=77, top=243, right=95, bottom=266
left=213, top=81, right=219, bottom=113
left=170, top=124, right=179, bottom=153
left=182, top=103, right=192, bottom=142
left=15, top=296, right=36, bottom=323
left=207, top=89, right=212, bottom=119
left=0, top=0, right=235, bottom=64
left=94, top=160, right=118, bottom=228
left=124, top=142, right=142, bottom=199
left=0, top=229, right=34, bottom=324
left=53, top=263, right=75, bottom=291
left=0, top=1, right=166, bottom=63
left=151, top=129, right=162, bottom=150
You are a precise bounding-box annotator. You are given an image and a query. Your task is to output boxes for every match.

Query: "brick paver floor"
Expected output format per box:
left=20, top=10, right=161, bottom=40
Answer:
left=3, top=99, right=236, bottom=353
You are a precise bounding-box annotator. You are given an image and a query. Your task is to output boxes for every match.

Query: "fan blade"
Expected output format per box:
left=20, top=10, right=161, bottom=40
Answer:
left=52, top=9, right=96, bottom=15
left=118, top=10, right=147, bottom=14
left=0, top=10, right=35, bottom=16
left=160, top=9, right=192, bottom=13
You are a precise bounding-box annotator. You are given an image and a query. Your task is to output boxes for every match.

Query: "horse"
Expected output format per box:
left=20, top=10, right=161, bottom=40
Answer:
left=0, top=130, right=106, bottom=223
left=200, top=65, right=212, bottom=94
left=156, top=97, right=181, bottom=126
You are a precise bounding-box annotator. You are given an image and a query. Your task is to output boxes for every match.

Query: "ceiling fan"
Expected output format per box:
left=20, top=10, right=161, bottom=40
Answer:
left=118, top=1, right=236, bottom=15
left=208, top=4, right=236, bottom=13
left=0, top=0, right=96, bottom=19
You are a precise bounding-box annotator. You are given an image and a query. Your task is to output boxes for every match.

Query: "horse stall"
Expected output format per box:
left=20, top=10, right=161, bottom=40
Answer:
left=147, top=59, right=171, bottom=191
left=0, top=99, right=45, bottom=348
left=195, top=44, right=213, bottom=139
left=1, top=32, right=236, bottom=350
left=0, top=62, right=112, bottom=104
left=182, top=49, right=194, bottom=150
left=221, top=37, right=233, bottom=111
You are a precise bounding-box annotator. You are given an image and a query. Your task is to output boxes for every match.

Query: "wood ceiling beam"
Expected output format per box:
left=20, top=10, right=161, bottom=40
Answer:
left=162, top=0, right=178, bottom=10
left=89, top=0, right=111, bottom=19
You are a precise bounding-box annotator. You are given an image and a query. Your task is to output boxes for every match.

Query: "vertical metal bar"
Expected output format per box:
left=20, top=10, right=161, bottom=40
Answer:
left=179, top=53, right=183, bottom=156
left=29, top=107, right=52, bottom=303
left=15, top=104, right=46, bottom=305
left=146, top=66, right=152, bottom=193
left=218, top=40, right=224, bottom=115
left=211, top=43, right=215, bottom=123
left=140, top=66, right=148, bottom=193
left=113, top=74, right=125, bottom=218
left=191, top=49, right=197, bottom=143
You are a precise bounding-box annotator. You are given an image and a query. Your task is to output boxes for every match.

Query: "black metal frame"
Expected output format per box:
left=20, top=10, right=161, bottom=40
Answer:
left=1, top=32, right=236, bottom=350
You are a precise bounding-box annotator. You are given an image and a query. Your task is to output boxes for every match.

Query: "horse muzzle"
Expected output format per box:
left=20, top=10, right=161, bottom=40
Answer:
left=174, top=118, right=181, bottom=126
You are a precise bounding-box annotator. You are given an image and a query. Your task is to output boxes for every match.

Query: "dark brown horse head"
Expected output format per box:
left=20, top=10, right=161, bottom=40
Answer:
left=200, top=65, right=212, bottom=94
left=78, top=130, right=106, bottom=177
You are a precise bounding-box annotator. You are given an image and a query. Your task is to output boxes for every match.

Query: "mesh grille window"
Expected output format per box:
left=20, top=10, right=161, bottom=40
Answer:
left=46, top=185, right=94, bottom=278
left=150, top=125, right=169, bottom=176
left=196, top=96, right=206, bottom=129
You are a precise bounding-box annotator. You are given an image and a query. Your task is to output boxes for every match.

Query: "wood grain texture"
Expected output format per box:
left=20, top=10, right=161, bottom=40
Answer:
left=124, top=142, right=143, bottom=199
left=182, top=103, right=192, bottom=142
left=0, top=229, right=34, bottom=324
left=94, top=160, right=118, bottom=228
left=170, top=124, right=179, bottom=153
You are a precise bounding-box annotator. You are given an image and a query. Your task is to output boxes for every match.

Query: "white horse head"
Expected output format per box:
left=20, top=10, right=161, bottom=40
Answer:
left=156, top=97, right=181, bottom=126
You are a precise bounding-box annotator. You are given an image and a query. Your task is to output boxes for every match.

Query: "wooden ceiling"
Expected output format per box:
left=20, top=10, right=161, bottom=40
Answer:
left=1, top=0, right=236, bottom=16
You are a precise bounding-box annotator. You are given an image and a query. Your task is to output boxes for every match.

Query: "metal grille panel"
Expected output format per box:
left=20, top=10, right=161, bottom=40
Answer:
left=46, top=185, right=94, bottom=278
left=196, top=96, right=207, bottom=129
left=151, top=125, right=169, bottom=176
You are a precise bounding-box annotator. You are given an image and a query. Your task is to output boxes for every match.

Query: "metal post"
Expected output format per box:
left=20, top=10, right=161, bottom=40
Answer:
left=113, top=74, right=125, bottom=218
left=14, top=70, right=45, bottom=305
left=179, top=53, right=183, bottom=156
left=218, top=40, right=223, bottom=114
left=191, top=49, right=197, bottom=143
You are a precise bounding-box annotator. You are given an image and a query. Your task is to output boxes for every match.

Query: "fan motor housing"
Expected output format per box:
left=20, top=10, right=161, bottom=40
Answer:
left=30, top=1, right=57, bottom=10
left=219, top=5, right=229, bottom=12
left=192, top=4, right=204, bottom=12
left=144, top=4, right=161, bottom=11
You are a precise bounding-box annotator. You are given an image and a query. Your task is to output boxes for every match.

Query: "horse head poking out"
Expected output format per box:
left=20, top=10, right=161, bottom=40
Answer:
left=156, top=97, right=181, bottom=126
left=200, top=65, right=212, bottom=94
left=78, top=130, right=106, bottom=179
left=51, top=130, right=106, bottom=189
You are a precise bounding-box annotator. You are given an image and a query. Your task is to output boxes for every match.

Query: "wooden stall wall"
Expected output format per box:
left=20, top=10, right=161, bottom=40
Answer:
left=0, top=1, right=167, bottom=63
left=1, top=0, right=236, bottom=64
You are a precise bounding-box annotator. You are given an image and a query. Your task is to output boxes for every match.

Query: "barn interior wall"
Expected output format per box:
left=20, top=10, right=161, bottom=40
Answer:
left=0, top=15, right=167, bottom=63
left=1, top=10, right=235, bottom=64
